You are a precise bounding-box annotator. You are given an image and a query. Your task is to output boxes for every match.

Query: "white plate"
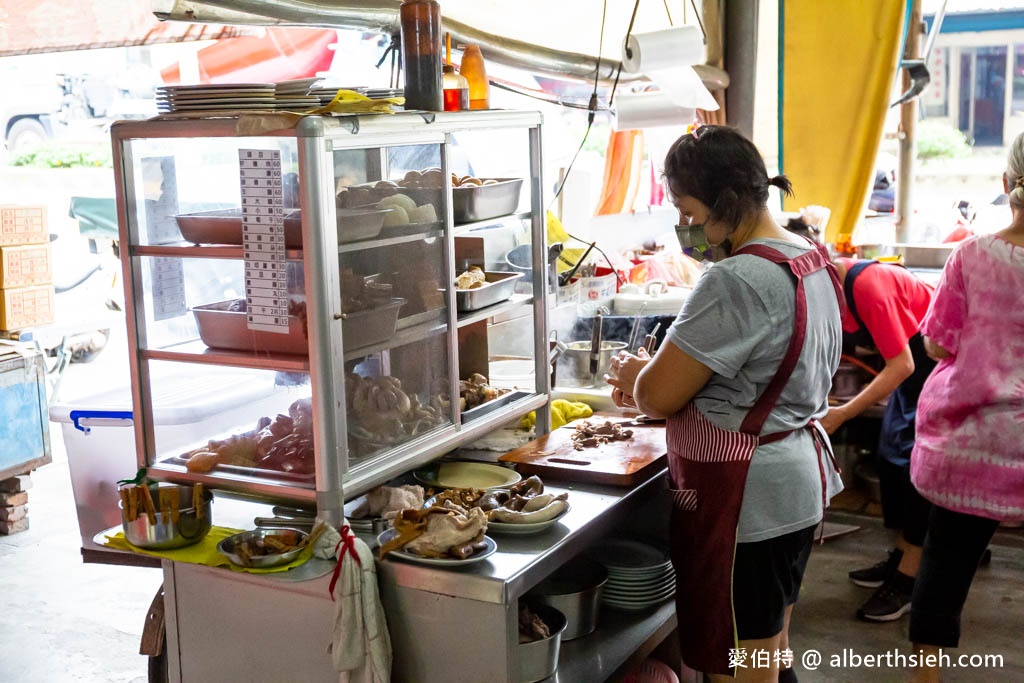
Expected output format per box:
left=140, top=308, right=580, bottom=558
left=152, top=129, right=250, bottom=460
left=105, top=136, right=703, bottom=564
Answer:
left=159, top=83, right=275, bottom=92
left=605, top=565, right=674, bottom=581
left=605, top=575, right=676, bottom=594
left=486, top=504, right=570, bottom=535
left=603, top=589, right=677, bottom=607
left=414, top=462, right=521, bottom=490
left=597, top=539, right=671, bottom=570
left=604, top=581, right=677, bottom=599
left=377, top=528, right=497, bottom=567
left=602, top=593, right=675, bottom=611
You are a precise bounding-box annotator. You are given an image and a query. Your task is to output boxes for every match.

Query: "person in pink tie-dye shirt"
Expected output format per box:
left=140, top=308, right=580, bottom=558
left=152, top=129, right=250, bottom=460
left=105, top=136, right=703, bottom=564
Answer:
left=907, top=133, right=1024, bottom=683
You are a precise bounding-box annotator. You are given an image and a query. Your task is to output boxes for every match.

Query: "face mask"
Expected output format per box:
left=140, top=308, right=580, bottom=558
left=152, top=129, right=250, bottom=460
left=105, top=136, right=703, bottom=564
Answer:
left=674, top=223, right=731, bottom=263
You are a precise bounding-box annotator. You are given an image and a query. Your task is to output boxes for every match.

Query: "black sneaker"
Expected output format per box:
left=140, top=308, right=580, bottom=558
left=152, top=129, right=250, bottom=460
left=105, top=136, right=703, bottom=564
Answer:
left=848, top=548, right=903, bottom=588
left=857, top=571, right=914, bottom=622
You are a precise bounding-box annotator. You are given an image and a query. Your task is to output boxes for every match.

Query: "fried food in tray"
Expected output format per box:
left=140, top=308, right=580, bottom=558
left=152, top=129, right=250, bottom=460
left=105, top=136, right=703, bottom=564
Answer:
left=455, top=266, right=487, bottom=290
left=183, top=397, right=315, bottom=477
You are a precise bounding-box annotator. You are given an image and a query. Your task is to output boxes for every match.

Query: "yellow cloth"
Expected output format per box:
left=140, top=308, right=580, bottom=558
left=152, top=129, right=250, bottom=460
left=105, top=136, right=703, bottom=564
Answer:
left=521, top=399, right=593, bottom=430
left=781, top=0, right=905, bottom=244
left=103, top=526, right=316, bottom=574
left=310, top=89, right=404, bottom=116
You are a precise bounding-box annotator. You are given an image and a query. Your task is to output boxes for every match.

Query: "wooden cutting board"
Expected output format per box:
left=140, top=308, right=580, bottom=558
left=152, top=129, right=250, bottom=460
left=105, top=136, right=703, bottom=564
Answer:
left=499, top=419, right=667, bottom=486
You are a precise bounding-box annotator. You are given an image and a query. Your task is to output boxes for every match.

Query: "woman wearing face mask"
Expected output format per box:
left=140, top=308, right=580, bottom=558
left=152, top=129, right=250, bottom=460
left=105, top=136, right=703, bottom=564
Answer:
left=607, top=126, right=844, bottom=683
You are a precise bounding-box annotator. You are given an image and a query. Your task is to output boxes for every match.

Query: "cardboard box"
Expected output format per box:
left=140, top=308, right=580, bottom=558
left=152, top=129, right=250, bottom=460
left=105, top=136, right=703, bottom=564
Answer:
left=0, top=206, right=48, bottom=246
left=0, top=245, right=52, bottom=288
left=0, top=285, right=55, bottom=331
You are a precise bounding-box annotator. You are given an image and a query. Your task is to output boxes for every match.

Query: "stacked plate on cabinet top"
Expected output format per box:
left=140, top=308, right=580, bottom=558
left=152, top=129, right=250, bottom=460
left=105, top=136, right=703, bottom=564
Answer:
left=593, top=539, right=676, bottom=611
left=156, top=83, right=320, bottom=113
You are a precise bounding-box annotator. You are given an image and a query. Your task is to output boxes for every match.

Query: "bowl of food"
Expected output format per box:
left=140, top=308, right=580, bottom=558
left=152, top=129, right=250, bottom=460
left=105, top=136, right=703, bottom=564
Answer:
left=217, top=528, right=309, bottom=569
left=120, top=483, right=212, bottom=550
left=518, top=602, right=567, bottom=683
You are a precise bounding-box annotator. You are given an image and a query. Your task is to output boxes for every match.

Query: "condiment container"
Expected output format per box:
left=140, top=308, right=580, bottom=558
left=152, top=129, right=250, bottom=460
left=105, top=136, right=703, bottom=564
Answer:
left=518, top=604, right=567, bottom=683
left=460, top=44, right=490, bottom=109
left=399, top=0, right=443, bottom=111
left=442, top=65, right=470, bottom=111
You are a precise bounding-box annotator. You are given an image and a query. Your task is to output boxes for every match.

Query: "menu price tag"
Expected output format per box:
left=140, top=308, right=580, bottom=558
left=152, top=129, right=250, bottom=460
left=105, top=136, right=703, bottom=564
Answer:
left=239, top=149, right=289, bottom=334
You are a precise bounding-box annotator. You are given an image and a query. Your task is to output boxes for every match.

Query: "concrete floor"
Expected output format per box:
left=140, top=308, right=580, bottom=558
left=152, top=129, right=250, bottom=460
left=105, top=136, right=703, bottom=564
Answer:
left=0, top=334, right=1021, bottom=681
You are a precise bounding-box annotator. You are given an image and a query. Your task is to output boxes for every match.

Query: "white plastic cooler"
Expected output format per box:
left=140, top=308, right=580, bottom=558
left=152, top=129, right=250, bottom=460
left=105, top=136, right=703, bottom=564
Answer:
left=49, top=369, right=287, bottom=554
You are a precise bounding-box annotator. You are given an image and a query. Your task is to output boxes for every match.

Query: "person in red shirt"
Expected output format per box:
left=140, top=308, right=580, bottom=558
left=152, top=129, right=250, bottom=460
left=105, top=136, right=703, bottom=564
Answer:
left=822, top=258, right=936, bottom=622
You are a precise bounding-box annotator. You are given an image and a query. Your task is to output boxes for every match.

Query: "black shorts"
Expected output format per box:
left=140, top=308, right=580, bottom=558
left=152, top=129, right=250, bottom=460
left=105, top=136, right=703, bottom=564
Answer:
left=732, top=524, right=816, bottom=640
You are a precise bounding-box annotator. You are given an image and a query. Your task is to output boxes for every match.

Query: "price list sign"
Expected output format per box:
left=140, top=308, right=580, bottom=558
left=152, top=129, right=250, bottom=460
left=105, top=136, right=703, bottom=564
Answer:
left=239, top=149, right=289, bottom=334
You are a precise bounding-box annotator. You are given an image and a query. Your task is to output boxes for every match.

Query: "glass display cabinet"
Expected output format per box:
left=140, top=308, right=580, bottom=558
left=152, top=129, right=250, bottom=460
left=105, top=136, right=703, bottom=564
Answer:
left=111, top=111, right=550, bottom=525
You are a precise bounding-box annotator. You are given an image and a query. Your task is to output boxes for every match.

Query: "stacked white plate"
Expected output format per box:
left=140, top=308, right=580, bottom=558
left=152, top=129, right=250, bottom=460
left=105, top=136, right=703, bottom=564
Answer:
left=157, top=82, right=320, bottom=113
left=594, top=539, right=676, bottom=611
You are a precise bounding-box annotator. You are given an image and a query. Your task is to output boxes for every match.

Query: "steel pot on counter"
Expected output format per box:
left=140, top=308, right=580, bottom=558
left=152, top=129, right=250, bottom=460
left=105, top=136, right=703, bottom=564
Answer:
left=558, top=340, right=627, bottom=387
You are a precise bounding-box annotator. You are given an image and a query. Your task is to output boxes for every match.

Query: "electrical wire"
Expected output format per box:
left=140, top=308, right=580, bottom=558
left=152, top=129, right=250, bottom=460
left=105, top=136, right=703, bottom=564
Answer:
left=549, top=0, right=608, bottom=206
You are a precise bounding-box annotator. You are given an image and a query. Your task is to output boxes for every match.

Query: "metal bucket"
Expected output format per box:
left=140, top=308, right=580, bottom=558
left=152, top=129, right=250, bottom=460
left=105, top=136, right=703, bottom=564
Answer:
left=528, top=556, right=608, bottom=640
left=559, top=340, right=627, bottom=386
left=518, top=604, right=567, bottom=683
left=120, top=484, right=212, bottom=550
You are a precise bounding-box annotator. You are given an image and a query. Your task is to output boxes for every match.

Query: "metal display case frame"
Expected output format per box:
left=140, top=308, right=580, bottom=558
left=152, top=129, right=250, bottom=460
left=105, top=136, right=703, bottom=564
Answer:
left=111, top=110, right=551, bottom=527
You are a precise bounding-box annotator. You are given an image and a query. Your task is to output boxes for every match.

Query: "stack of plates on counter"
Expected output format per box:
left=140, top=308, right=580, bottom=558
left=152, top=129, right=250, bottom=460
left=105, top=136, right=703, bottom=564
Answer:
left=157, top=82, right=320, bottom=113
left=593, top=539, right=676, bottom=611
left=308, top=84, right=367, bottom=105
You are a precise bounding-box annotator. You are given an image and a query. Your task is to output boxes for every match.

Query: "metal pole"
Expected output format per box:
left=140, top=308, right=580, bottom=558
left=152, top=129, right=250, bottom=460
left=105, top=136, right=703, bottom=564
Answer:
left=895, top=0, right=923, bottom=243
left=724, top=0, right=758, bottom=138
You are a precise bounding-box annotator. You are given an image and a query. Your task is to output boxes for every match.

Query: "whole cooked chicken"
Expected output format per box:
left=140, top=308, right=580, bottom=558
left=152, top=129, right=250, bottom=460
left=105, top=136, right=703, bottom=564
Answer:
left=380, top=506, right=488, bottom=560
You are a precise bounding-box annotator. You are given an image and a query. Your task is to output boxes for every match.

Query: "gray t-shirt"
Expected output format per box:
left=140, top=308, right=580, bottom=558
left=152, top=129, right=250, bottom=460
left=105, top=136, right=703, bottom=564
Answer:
left=667, top=238, right=844, bottom=543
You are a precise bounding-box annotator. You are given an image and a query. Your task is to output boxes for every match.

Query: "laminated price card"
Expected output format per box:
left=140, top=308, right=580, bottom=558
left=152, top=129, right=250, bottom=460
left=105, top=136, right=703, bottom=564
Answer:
left=239, top=149, right=289, bottom=333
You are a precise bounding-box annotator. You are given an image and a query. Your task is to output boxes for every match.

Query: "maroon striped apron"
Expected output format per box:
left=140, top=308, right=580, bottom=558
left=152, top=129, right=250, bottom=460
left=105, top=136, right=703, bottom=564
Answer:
left=668, top=242, right=843, bottom=676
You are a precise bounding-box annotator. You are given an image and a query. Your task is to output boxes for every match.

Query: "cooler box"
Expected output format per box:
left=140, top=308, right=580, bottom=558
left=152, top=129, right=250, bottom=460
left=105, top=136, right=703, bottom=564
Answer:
left=49, top=370, right=293, bottom=554
left=0, top=344, right=51, bottom=480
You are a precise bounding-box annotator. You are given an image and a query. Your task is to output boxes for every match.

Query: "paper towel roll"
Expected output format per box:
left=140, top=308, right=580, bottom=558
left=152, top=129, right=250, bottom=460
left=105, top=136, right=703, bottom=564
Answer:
left=615, top=92, right=695, bottom=131
left=622, top=26, right=705, bottom=73
left=622, top=26, right=718, bottom=111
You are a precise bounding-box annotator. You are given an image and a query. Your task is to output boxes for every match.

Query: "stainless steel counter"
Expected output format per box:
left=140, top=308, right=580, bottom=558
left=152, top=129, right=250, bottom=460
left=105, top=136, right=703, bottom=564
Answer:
left=374, top=466, right=674, bottom=683
left=371, top=468, right=668, bottom=604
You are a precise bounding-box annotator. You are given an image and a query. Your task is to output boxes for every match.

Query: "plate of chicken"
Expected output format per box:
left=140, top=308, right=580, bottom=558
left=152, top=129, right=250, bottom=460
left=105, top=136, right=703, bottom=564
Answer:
left=376, top=505, right=495, bottom=567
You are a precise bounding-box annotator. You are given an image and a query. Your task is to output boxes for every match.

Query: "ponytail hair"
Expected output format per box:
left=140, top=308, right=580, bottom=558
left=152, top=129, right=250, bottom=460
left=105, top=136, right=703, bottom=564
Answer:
left=769, top=175, right=794, bottom=198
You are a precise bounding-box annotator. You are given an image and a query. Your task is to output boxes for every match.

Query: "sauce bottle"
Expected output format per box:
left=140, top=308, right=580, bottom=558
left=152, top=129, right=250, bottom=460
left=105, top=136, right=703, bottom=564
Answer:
left=442, top=65, right=470, bottom=111
left=400, top=0, right=443, bottom=111
left=459, top=44, right=490, bottom=110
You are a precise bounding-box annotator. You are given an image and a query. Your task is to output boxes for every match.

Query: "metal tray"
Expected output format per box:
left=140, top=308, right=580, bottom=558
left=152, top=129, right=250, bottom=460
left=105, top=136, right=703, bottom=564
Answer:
left=175, top=206, right=392, bottom=246
left=341, top=298, right=406, bottom=349
left=193, top=297, right=406, bottom=355
left=175, top=208, right=303, bottom=247
left=461, top=389, right=529, bottom=423
left=193, top=300, right=308, bottom=355
left=452, top=178, right=523, bottom=224
left=456, top=271, right=524, bottom=312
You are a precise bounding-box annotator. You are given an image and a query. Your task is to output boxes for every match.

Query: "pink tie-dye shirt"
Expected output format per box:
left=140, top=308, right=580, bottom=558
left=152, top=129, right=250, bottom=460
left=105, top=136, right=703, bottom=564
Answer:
left=911, top=234, right=1024, bottom=521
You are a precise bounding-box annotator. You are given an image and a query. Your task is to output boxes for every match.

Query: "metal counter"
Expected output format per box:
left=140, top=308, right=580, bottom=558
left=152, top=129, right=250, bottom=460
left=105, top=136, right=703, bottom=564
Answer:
left=374, top=467, right=673, bottom=683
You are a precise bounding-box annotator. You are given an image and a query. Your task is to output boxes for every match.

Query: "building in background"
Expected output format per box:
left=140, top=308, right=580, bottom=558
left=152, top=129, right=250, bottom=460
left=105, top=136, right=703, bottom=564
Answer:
left=924, top=0, right=1024, bottom=146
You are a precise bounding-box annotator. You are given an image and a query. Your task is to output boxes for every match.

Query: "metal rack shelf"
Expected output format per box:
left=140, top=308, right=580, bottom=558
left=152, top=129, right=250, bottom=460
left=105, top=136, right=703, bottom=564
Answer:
left=142, top=340, right=311, bottom=372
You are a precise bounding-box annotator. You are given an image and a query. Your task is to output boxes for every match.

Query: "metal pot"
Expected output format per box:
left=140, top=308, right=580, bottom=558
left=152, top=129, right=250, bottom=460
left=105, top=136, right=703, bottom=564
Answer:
left=559, top=340, right=627, bottom=387
left=120, top=484, right=212, bottom=550
left=528, top=556, right=607, bottom=640
left=518, top=604, right=567, bottom=683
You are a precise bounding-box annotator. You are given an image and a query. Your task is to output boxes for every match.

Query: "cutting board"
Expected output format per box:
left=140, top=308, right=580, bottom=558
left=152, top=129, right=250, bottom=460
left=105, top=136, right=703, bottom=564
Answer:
left=499, top=419, right=667, bottom=486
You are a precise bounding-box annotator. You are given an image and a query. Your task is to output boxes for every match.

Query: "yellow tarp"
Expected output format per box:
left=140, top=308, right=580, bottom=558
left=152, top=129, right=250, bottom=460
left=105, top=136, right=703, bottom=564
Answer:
left=781, top=0, right=906, bottom=243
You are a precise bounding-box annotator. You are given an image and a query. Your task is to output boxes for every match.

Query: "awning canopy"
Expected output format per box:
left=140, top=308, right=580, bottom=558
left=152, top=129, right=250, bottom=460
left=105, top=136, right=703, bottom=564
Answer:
left=0, top=0, right=250, bottom=57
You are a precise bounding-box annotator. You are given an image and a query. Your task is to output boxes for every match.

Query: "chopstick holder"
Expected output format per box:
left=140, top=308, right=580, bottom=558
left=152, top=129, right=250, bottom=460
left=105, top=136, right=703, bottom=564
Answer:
left=193, top=483, right=204, bottom=520
left=138, top=485, right=158, bottom=525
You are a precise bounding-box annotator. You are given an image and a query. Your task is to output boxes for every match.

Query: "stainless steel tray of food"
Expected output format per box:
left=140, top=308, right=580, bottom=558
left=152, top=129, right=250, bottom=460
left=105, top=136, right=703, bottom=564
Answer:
left=175, top=208, right=304, bottom=247
left=193, top=299, right=309, bottom=355
left=341, top=297, right=406, bottom=349
left=455, top=271, right=524, bottom=312
left=175, top=206, right=393, bottom=246
left=452, top=177, right=524, bottom=224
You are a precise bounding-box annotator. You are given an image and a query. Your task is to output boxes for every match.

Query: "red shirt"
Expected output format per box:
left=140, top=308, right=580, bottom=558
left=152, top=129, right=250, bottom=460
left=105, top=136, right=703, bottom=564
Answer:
left=837, top=258, right=934, bottom=360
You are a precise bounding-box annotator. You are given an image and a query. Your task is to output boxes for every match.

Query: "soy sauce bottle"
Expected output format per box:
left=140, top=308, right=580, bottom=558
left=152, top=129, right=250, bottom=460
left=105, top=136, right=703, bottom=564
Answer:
left=400, top=0, right=443, bottom=111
